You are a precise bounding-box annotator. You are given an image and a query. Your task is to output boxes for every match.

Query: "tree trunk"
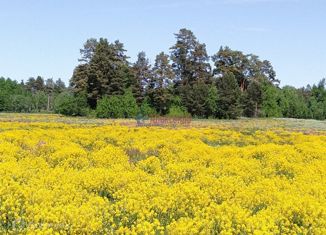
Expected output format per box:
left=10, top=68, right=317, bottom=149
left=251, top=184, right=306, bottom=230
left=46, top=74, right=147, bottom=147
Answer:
left=47, top=94, right=50, bottom=112
left=240, top=79, right=245, bottom=92
left=255, top=102, right=258, bottom=117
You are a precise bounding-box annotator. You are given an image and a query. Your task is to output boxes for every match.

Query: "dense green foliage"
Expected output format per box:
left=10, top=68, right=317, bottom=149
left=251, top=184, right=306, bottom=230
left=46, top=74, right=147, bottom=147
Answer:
left=1, top=29, right=325, bottom=120
left=0, top=76, right=65, bottom=113
left=216, top=73, right=241, bottom=119
left=54, top=92, right=88, bottom=116
left=96, top=89, right=138, bottom=118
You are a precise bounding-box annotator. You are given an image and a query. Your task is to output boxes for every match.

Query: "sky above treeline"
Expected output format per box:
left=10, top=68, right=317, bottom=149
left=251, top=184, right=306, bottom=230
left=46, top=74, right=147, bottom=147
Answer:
left=0, top=0, right=325, bottom=88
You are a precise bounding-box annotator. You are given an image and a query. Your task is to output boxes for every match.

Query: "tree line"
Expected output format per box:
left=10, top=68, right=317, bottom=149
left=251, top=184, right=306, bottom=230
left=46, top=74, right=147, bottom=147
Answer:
left=0, top=76, right=66, bottom=113
left=1, top=28, right=325, bottom=120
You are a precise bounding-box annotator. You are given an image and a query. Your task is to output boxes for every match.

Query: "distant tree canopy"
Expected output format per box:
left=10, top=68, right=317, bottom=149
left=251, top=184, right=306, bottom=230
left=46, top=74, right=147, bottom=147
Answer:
left=0, top=76, right=65, bottom=113
left=212, top=47, right=278, bottom=91
left=1, top=28, right=325, bottom=120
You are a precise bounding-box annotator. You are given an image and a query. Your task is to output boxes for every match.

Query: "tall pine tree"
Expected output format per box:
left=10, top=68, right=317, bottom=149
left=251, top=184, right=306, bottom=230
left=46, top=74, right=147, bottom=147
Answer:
left=149, top=52, right=174, bottom=115
left=216, top=72, right=241, bottom=119
left=170, top=28, right=212, bottom=116
left=132, top=52, right=152, bottom=105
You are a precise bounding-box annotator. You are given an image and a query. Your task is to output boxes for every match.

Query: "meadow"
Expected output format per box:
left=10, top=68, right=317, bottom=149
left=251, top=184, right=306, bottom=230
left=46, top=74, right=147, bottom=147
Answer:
left=0, top=113, right=325, bottom=234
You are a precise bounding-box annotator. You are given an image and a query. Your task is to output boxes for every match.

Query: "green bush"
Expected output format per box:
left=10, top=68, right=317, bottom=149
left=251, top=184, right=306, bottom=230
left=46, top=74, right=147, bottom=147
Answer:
left=96, top=90, right=138, bottom=118
left=54, top=92, right=88, bottom=116
left=140, top=98, right=156, bottom=117
left=167, top=105, right=190, bottom=117
left=9, top=95, right=32, bottom=112
left=31, top=91, right=47, bottom=112
left=122, top=89, right=139, bottom=118
left=261, top=82, right=282, bottom=117
left=96, top=96, right=123, bottom=118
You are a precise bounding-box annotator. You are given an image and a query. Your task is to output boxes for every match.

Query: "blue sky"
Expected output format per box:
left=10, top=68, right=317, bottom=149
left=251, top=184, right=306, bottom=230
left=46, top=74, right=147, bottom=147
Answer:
left=0, top=0, right=325, bottom=87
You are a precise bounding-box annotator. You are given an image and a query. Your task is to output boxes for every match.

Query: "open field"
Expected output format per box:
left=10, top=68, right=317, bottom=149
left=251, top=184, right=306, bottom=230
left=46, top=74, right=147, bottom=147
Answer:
left=0, top=114, right=325, bottom=234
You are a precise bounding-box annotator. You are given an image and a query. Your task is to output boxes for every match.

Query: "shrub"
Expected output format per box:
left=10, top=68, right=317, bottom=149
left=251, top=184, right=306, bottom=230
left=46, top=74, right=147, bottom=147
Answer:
left=167, top=105, right=190, bottom=117
left=122, top=89, right=139, bottom=118
left=96, top=96, right=123, bottom=118
left=96, top=90, right=139, bottom=118
left=54, top=92, right=88, bottom=116
left=140, top=98, right=156, bottom=117
left=9, top=95, right=32, bottom=113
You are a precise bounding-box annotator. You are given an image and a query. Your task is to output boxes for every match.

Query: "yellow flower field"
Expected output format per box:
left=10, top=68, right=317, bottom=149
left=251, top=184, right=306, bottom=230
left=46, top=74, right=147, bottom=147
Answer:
left=0, top=114, right=325, bottom=234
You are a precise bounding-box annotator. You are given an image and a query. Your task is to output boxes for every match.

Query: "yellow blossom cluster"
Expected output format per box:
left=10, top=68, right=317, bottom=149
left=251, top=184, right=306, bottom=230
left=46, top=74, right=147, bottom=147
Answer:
left=0, top=114, right=325, bottom=234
